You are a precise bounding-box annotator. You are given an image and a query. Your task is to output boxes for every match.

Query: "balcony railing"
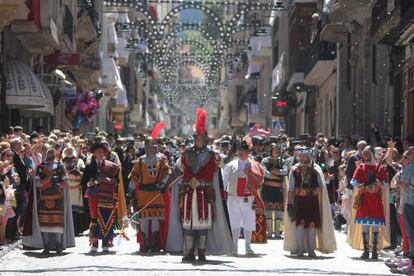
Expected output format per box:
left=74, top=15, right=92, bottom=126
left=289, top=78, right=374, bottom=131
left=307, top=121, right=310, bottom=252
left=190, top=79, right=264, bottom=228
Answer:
left=303, top=37, right=337, bottom=79
left=400, top=1, right=414, bottom=31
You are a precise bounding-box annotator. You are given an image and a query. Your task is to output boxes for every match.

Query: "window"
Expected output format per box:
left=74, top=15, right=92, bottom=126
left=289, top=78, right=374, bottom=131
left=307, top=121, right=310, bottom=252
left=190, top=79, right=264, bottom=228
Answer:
left=236, top=85, right=243, bottom=98
left=273, top=40, right=279, bottom=68
left=63, top=5, right=74, bottom=42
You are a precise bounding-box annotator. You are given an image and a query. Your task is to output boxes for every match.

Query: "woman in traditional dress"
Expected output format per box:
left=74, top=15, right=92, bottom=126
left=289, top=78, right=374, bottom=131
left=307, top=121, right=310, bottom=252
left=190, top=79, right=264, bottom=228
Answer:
left=348, top=147, right=390, bottom=259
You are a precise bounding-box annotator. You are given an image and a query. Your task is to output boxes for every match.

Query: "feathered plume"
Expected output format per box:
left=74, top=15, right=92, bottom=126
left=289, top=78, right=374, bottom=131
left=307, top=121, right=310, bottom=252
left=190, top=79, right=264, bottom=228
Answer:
left=151, top=121, right=166, bottom=139
left=195, top=108, right=207, bottom=135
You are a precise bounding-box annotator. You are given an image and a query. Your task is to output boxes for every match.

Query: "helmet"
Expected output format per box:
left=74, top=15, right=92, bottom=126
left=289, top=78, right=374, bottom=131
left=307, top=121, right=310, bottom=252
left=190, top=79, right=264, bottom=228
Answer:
left=145, top=137, right=157, bottom=149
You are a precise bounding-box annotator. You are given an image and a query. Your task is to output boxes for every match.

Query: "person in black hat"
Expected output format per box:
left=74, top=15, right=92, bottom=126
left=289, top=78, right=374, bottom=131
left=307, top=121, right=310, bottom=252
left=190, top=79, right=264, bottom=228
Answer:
left=81, top=141, right=127, bottom=253
left=261, top=143, right=288, bottom=239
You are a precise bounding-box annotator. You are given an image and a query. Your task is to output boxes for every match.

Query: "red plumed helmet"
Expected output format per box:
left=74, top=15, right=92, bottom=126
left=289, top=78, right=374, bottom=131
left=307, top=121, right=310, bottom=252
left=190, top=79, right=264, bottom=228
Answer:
left=195, top=108, right=207, bottom=135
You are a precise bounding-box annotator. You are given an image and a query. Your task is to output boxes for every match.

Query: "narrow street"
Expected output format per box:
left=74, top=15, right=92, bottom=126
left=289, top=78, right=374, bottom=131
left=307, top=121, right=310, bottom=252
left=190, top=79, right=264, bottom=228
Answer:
left=0, top=231, right=392, bottom=275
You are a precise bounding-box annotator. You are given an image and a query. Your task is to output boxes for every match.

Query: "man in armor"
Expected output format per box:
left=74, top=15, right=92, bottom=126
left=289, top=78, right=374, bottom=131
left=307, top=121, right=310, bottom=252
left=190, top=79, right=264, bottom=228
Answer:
left=284, top=147, right=336, bottom=257
left=128, top=137, right=171, bottom=253
left=166, top=108, right=233, bottom=262
left=82, top=141, right=127, bottom=253
left=261, top=143, right=288, bottom=239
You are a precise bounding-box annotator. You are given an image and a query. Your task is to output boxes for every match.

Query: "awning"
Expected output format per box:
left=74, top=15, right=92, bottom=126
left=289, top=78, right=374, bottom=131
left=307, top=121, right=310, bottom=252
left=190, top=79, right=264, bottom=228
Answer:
left=5, top=60, right=54, bottom=115
left=102, top=58, right=123, bottom=93
left=23, top=80, right=54, bottom=117
left=116, top=37, right=130, bottom=61
left=115, top=84, right=128, bottom=109
left=247, top=63, right=261, bottom=76
left=247, top=36, right=260, bottom=59
left=258, top=35, right=272, bottom=50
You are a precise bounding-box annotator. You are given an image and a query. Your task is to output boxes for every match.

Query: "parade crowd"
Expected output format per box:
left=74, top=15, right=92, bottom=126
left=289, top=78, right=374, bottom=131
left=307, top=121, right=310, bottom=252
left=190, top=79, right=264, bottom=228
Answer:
left=0, top=111, right=413, bottom=274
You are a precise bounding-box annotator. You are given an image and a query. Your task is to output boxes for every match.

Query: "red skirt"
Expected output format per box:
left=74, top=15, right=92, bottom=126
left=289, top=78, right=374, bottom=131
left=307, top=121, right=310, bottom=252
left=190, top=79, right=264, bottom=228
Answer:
left=252, top=213, right=267, bottom=244
left=355, top=192, right=385, bottom=225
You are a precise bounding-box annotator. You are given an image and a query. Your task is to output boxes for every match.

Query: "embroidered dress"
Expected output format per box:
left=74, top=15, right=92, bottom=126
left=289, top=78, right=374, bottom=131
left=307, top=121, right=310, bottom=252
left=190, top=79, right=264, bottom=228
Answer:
left=352, top=164, right=388, bottom=226
left=86, top=160, right=120, bottom=246
left=261, top=157, right=286, bottom=211
left=37, top=164, right=65, bottom=234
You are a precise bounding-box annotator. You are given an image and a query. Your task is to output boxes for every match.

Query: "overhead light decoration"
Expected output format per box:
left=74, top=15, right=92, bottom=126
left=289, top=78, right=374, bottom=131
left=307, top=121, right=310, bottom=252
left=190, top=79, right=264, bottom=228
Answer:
left=105, top=0, right=274, bottom=107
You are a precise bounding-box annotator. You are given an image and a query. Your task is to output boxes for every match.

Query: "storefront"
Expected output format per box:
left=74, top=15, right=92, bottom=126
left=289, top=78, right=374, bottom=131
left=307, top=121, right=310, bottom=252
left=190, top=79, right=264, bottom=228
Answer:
left=5, top=59, right=54, bottom=131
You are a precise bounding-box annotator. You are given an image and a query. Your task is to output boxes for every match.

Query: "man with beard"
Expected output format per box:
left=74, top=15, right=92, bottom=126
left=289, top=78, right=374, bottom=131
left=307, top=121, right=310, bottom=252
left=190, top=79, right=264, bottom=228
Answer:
left=165, top=108, right=233, bottom=262
left=284, top=147, right=336, bottom=257
left=22, top=148, right=75, bottom=254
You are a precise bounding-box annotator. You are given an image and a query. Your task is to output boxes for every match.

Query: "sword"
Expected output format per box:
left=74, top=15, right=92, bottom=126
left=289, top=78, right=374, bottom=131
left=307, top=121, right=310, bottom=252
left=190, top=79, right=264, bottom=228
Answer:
left=127, top=174, right=183, bottom=225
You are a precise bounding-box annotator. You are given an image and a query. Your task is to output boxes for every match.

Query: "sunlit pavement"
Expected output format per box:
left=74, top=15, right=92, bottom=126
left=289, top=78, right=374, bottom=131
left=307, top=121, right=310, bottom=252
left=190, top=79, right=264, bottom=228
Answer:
left=0, top=230, right=393, bottom=275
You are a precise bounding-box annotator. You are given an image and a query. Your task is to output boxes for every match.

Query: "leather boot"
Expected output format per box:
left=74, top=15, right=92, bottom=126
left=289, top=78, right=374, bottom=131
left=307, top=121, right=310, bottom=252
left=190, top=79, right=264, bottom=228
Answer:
left=182, top=249, right=195, bottom=262
left=151, top=231, right=160, bottom=252
left=198, top=235, right=207, bottom=262
left=371, top=232, right=379, bottom=259
left=140, top=233, right=149, bottom=253
left=182, top=235, right=195, bottom=262
left=361, top=232, right=370, bottom=259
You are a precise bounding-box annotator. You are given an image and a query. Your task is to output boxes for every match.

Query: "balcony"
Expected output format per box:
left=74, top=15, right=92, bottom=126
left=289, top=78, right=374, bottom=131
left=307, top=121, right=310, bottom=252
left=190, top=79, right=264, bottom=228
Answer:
left=371, top=0, right=402, bottom=44
left=329, top=0, right=371, bottom=25
left=399, top=1, right=414, bottom=40
left=0, top=0, right=29, bottom=31
left=11, top=17, right=59, bottom=55
left=304, top=38, right=336, bottom=86
left=10, top=0, right=62, bottom=54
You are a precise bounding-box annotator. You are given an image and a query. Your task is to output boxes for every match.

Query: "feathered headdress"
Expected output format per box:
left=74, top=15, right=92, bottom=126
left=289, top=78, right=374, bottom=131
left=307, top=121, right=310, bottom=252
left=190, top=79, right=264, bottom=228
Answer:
left=195, top=108, right=207, bottom=135
left=238, top=136, right=253, bottom=151
left=151, top=121, right=166, bottom=139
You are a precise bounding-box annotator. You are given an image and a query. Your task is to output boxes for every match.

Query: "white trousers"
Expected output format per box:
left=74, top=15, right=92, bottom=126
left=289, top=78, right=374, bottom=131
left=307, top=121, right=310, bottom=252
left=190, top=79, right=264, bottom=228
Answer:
left=227, top=195, right=256, bottom=231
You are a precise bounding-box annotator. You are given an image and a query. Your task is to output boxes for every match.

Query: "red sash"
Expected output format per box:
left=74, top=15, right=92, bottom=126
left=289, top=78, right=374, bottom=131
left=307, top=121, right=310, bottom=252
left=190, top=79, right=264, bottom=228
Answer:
left=237, top=178, right=251, bottom=196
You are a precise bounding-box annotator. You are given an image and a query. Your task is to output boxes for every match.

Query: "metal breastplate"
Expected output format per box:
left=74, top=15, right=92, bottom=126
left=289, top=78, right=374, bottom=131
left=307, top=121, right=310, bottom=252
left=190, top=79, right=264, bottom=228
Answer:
left=187, top=148, right=211, bottom=173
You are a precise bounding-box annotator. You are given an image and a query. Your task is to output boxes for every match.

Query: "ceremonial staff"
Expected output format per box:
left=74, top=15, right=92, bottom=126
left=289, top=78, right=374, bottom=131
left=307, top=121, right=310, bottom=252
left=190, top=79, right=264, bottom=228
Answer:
left=127, top=175, right=183, bottom=225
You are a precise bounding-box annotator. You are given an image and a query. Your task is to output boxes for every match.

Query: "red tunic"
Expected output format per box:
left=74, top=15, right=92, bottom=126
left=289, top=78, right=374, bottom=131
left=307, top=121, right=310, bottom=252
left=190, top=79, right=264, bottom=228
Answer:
left=353, top=164, right=388, bottom=225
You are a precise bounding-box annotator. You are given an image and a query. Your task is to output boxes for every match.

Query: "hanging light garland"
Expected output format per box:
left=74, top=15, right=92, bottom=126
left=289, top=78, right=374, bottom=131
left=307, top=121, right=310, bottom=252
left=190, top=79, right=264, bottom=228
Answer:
left=105, top=0, right=275, bottom=108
